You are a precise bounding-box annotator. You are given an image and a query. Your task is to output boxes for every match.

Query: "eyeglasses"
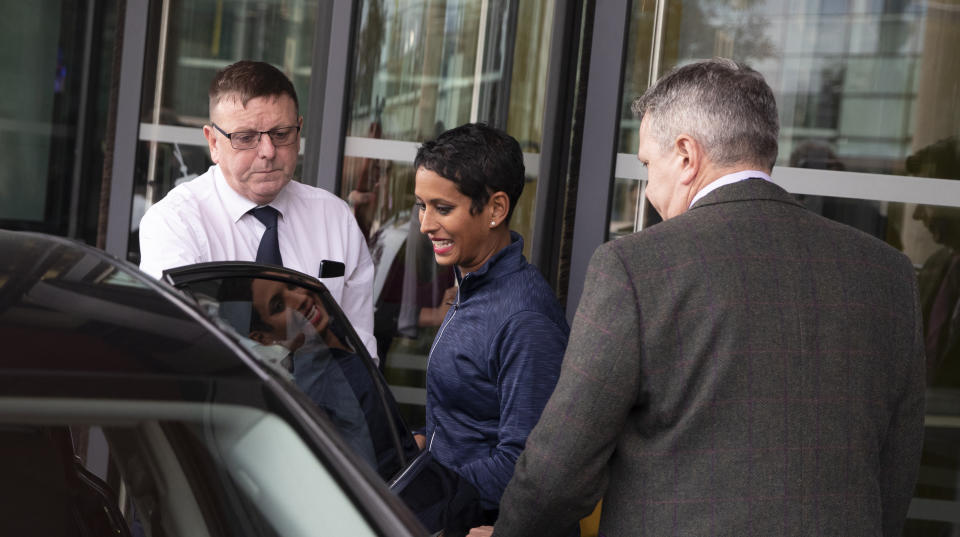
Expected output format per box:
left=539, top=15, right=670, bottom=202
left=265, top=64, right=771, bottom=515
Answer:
left=212, top=123, right=301, bottom=150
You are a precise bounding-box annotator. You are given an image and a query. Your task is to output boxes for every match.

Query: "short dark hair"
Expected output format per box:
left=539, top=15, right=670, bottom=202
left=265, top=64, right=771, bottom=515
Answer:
left=209, top=60, right=299, bottom=115
left=414, top=123, right=525, bottom=222
left=906, top=136, right=959, bottom=179
left=632, top=58, right=779, bottom=170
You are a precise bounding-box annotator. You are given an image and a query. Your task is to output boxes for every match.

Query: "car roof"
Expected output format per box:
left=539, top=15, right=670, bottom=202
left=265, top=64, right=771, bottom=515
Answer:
left=0, top=231, right=264, bottom=392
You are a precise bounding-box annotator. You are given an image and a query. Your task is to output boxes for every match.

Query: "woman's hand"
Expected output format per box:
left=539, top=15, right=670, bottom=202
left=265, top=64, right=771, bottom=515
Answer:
left=467, top=526, right=493, bottom=537
left=414, top=433, right=427, bottom=450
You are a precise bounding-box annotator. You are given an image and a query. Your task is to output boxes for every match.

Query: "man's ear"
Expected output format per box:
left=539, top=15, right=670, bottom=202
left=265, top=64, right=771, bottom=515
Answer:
left=674, top=134, right=702, bottom=186
left=203, top=124, right=220, bottom=163
left=488, top=191, right=510, bottom=228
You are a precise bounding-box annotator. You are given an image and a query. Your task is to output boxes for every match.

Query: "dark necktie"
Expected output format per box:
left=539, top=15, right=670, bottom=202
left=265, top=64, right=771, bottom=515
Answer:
left=250, top=206, right=283, bottom=266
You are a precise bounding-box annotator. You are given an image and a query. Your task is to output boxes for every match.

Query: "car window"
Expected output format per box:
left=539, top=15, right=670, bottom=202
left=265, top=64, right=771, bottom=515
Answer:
left=0, top=398, right=377, bottom=537
left=170, top=271, right=419, bottom=481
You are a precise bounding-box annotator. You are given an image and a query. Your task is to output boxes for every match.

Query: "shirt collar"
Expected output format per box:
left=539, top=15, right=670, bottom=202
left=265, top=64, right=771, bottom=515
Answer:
left=689, top=169, right=772, bottom=209
left=214, top=164, right=289, bottom=223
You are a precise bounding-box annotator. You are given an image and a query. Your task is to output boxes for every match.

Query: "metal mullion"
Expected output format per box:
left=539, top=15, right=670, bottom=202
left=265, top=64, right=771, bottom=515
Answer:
left=565, top=0, right=632, bottom=321
left=104, top=0, right=150, bottom=258
left=304, top=0, right=357, bottom=195
left=530, top=0, right=581, bottom=289
left=68, top=0, right=99, bottom=238
left=300, top=0, right=333, bottom=189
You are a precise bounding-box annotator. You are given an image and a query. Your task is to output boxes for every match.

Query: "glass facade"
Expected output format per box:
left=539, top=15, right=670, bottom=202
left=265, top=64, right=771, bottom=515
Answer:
left=341, top=0, right=556, bottom=425
left=612, top=0, right=960, bottom=531
left=0, top=0, right=119, bottom=244
left=7, top=1, right=960, bottom=531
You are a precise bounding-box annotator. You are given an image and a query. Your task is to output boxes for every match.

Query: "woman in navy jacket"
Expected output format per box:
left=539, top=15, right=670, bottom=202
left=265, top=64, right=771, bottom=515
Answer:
left=412, top=123, right=570, bottom=530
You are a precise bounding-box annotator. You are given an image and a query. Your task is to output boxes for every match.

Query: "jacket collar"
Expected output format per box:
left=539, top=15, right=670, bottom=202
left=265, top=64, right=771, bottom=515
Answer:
left=456, top=231, right=526, bottom=290
left=689, top=177, right=803, bottom=212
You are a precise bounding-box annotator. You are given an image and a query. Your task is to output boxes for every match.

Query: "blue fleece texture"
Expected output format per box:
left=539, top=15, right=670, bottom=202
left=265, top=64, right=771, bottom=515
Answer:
left=425, top=232, right=569, bottom=511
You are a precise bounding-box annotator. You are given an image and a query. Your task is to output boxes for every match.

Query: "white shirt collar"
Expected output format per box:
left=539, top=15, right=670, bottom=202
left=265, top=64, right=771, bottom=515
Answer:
left=689, top=169, right=772, bottom=209
left=214, top=165, right=288, bottom=223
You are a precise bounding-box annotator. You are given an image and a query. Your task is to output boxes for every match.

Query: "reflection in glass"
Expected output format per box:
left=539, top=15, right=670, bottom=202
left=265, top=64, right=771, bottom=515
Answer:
left=176, top=273, right=418, bottom=481
left=613, top=0, right=960, bottom=238
left=0, top=409, right=375, bottom=537
left=608, top=177, right=644, bottom=240
left=906, top=137, right=960, bottom=388
left=0, top=1, right=119, bottom=243
left=347, top=0, right=552, bottom=145
left=618, top=0, right=932, bottom=176
left=146, top=0, right=319, bottom=125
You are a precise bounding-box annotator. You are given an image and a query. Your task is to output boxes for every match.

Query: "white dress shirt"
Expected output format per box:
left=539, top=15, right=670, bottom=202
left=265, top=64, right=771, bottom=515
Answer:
left=689, top=169, right=772, bottom=208
left=139, top=164, right=377, bottom=361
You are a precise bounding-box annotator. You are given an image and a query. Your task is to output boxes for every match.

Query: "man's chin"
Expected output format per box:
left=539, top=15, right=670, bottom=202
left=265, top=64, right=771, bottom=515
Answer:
left=248, top=178, right=290, bottom=203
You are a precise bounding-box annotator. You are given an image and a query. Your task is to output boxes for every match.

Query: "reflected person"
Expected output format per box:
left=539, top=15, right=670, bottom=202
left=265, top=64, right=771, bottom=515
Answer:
left=247, top=278, right=419, bottom=478
left=248, top=278, right=376, bottom=469
left=413, top=123, right=570, bottom=532
left=907, top=136, right=960, bottom=386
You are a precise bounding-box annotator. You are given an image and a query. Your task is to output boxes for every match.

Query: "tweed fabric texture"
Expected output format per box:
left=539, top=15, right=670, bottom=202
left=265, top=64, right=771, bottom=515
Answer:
left=495, top=179, right=926, bottom=537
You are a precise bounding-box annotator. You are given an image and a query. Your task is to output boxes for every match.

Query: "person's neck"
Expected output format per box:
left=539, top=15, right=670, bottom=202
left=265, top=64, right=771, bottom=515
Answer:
left=458, top=229, right=512, bottom=276
left=685, top=162, right=770, bottom=207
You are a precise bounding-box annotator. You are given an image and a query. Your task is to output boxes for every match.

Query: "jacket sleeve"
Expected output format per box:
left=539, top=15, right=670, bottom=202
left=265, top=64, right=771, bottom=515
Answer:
left=879, top=270, right=926, bottom=536
left=493, top=242, right=643, bottom=536
left=453, top=310, right=568, bottom=510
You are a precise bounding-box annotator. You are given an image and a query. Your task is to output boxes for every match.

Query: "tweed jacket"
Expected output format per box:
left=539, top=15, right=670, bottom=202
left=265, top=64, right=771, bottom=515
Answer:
left=494, top=179, right=926, bottom=537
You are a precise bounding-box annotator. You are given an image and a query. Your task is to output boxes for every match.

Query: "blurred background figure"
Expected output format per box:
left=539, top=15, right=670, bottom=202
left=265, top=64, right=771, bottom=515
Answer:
left=906, top=137, right=960, bottom=386
left=346, top=109, right=456, bottom=371
left=789, top=140, right=887, bottom=241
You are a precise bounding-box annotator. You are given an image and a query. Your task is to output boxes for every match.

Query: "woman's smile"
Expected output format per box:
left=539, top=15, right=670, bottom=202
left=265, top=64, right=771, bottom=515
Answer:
left=431, top=238, right=454, bottom=255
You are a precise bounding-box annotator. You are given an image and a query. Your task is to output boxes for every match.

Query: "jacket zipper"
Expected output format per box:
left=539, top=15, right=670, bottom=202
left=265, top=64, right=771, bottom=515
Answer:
left=426, top=284, right=460, bottom=369
left=426, top=282, right=462, bottom=453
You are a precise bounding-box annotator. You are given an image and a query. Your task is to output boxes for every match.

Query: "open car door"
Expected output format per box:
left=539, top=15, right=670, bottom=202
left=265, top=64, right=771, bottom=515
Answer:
left=164, top=262, right=482, bottom=534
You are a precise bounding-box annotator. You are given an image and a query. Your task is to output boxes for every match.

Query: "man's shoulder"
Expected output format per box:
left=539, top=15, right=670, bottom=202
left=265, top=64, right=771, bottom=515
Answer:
left=145, top=167, right=217, bottom=215
left=284, top=180, right=349, bottom=205
left=809, top=209, right=914, bottom=270
left=282, top=181, right=354, bottom=218
left=602, top=196, right=910, bottom=268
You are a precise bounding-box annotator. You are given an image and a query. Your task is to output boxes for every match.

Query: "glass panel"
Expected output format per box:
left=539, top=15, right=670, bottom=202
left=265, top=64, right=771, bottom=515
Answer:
left=0, top=404, right=377, bottom=537
left=169, top=269, right=457, bottom=533
left=617, top=1, right=960, bottom=532
left=615, top=0, right=954, bottom=177
left=342, top=0, right=555, bottom=422
left=0, top=0, right=119, bottom=243
left=171, top=271, right=420, bottom=482
left=127, top=0, right=319, bottom=263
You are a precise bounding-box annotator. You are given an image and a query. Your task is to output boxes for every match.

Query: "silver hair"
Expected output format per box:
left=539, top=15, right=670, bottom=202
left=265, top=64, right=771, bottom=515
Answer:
left=631, top=58, right=779, bottom=170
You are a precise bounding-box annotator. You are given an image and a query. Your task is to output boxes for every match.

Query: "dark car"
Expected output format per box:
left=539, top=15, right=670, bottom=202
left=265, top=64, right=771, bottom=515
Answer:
left=0, top=230, right=459, bottom=537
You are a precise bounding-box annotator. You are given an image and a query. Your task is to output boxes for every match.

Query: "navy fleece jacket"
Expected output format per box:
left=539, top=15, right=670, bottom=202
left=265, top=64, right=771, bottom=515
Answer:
left=425, top=232, right=569, bottom=511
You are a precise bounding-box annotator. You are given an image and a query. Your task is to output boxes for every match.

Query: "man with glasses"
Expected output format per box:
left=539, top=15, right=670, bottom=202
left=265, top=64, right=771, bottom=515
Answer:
left=139, top=60, right=377, bottom=361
